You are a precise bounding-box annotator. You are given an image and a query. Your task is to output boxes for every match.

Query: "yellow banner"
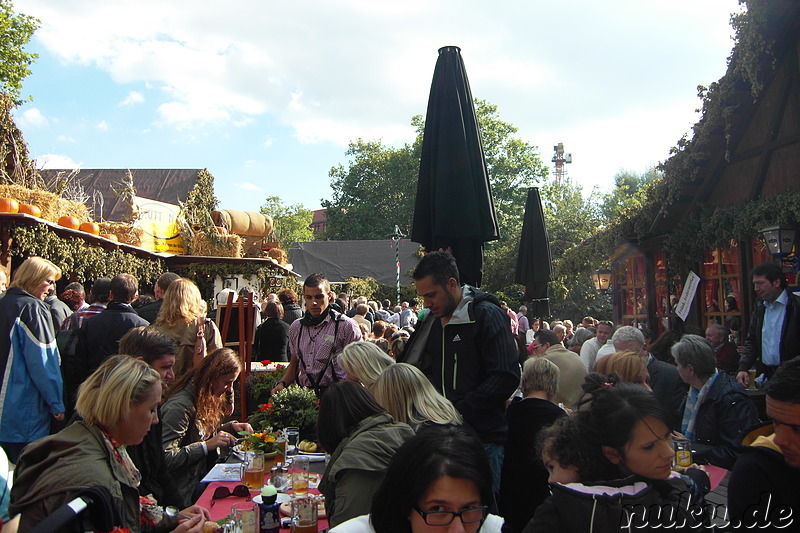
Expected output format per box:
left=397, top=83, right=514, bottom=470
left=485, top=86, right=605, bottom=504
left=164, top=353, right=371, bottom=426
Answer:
left=133, top=196, right=185, bottom=254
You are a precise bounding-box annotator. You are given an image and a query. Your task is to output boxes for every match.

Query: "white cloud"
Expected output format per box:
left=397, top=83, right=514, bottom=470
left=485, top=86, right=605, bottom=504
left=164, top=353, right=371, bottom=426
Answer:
left=263, top=138, right=274, bottom=147
left=34, top=154, right=82, bottom=169
left=57, top=134, right=76, bottom=143
left=96, top=120, right=109, bottom=131
left=20, top=108, right=49, bottom=128
left=235, top=181, right=263, bottom=191
left=119, top=90, right=144, bottom=107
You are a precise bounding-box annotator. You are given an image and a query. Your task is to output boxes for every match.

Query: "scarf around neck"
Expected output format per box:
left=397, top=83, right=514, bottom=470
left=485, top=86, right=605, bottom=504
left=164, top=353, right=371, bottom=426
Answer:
left=300, top=306, right=333, bottom=327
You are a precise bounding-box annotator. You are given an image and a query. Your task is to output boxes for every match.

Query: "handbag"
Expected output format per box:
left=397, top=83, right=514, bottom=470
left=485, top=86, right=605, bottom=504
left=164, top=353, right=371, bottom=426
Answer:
left=193, top=317, right=208, bottom=367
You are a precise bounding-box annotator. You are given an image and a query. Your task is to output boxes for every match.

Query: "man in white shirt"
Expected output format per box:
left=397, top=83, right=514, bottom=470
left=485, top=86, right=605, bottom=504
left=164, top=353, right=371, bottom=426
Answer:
left=579, top=320, right=613, bottom=372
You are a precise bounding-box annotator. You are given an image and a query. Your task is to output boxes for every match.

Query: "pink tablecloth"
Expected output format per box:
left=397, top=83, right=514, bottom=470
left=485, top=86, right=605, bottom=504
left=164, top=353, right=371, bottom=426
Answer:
left=705, top=465, right=727, bottom=490
left=197, top=481, right=329, bottom=530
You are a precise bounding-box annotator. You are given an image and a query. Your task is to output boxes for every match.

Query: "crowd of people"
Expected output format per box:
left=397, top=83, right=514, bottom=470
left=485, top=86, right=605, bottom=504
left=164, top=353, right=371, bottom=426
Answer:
left=0, top=253, right=798, bottom=531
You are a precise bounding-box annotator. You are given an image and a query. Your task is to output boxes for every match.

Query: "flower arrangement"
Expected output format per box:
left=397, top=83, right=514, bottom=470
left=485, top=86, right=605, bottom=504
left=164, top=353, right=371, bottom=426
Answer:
left=246, top=362, right=286, bottom=408
left=237, top=429, right=279, bottom=453
left=248, top=384, right=319, bottom=431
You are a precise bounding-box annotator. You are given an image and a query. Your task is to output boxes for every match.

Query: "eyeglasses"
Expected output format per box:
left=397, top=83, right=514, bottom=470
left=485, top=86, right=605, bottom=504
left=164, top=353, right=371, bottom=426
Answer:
left=413, top=506, right=488, bottom=526
left=210, top=484, right=251, bottom=506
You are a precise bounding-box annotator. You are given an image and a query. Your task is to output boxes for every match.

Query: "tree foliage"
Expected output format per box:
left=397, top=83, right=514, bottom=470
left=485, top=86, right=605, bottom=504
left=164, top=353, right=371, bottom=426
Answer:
left=260, top=195, right=313, bottom=249
left=0, top=0, right=39, bottom=104
left=321, top=139, right=419, bottom=240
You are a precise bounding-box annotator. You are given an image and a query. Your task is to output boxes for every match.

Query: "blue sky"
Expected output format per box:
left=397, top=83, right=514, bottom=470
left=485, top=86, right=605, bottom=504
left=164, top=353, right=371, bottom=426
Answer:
left=13, top=0, right=741, bottom=213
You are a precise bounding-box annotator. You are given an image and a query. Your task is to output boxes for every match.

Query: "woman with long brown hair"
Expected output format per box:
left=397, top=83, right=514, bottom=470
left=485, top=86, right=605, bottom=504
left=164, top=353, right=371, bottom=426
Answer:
left=160, top=348, right=252, bottom=508
left=154, top=278, right=222, bottom=378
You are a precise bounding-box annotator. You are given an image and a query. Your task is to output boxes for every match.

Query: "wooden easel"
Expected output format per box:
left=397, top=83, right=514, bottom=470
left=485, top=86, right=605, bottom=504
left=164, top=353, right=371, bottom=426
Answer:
left=217, top=291, right=259, bottom=418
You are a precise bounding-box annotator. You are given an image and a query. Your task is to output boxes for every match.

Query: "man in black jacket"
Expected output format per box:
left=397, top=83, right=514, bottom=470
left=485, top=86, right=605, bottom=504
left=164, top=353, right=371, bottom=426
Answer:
left=400, top=251, right=520, bottom=492
left=737, top=261, right=800, bottom=387
left=674, top=335, right=759, bottom=469
left=136, top=271, right=180, bottom=324
left=77, top=273, right=149, bottom=376
left=118, top=326, right=182, bottom=507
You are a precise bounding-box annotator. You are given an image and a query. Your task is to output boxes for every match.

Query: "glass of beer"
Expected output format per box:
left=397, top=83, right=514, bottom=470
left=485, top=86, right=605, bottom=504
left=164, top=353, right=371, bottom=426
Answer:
left=292, top=455, right=310, bottom=494
left=748, top=368, right=757, bottom=390
left=285, top=427, right=300, bottom=457
left=243, top=450, right=265, bottom=490
left=231, top=501, right=260, bottom=533
left=290, top=495, right=318, bottom=533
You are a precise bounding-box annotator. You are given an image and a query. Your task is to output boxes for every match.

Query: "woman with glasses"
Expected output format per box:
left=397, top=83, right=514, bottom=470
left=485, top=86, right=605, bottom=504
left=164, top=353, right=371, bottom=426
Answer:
left=0, top=257, right=65, bottom=462
left=330, top=425, right=502, bottom=533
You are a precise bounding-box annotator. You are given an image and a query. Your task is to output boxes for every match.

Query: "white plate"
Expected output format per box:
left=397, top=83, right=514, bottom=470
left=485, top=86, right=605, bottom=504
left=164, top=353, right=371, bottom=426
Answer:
left=296, top=451, right=326, bottom=462
left=253, top=493, right=291, bottom=505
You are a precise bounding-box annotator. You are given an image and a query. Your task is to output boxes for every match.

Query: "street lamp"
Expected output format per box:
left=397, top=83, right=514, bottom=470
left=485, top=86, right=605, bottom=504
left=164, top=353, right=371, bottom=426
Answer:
left=593, top=269, right=612, bottom=292
left=760, top=225, right=797, bottom=259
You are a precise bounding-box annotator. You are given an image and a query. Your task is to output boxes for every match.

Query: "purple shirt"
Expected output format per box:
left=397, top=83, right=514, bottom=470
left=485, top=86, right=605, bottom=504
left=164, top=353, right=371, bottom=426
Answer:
left=289, top=310, right=361, bottom=388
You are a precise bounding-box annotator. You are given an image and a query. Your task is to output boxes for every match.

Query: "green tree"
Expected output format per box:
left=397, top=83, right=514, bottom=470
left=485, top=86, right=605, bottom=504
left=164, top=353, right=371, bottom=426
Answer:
left=260, top=195, right=313, bottom=249
left=321, top=139, right=419, bottom=240
left=600, top=168, right=660, bottom=221
left=0, top=0, right=39, bottom=103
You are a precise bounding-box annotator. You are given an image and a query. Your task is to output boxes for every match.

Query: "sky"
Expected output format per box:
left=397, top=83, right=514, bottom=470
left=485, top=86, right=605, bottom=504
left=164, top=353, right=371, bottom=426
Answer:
left=12, top=0, right=743, bottom=213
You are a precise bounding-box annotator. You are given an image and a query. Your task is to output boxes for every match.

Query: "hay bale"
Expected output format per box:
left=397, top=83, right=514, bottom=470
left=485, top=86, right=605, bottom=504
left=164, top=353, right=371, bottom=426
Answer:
left=98, top=222, right=143, bottom=247
left=267, top=247, right=288, bottom=265
left=212, top=209, right=272, bottom=237
left=0, top=184, right=91, bottom=223
left=190, top=233, right=242, bottom=258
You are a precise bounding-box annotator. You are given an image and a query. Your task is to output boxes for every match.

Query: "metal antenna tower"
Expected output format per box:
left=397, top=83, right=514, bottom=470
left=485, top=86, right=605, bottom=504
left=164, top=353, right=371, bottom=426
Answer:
left=552, top=142, right=572, bottom=185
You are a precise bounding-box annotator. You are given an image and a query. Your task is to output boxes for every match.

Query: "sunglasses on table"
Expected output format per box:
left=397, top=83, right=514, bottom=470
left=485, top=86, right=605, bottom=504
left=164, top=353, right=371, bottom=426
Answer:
left=210, top=484, right=251, bottom=506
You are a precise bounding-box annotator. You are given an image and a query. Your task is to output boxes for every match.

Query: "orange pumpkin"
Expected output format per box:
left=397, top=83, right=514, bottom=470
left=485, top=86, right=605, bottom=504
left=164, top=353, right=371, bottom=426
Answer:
left=79, top=222, right=101, bottom=235
left=0, top=198, right=19, bottom=213
left=100, top=233, right=119, bottom=242
left=58, top=216, right=81, bottom=230
left=18, top=204, right=42, bottom=218
left=214, top=226, right=228, bottom=235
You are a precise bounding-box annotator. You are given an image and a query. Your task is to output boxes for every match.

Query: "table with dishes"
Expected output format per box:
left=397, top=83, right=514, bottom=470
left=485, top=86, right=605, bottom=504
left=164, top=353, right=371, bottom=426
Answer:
left=197, top=444, right=329, bottom=533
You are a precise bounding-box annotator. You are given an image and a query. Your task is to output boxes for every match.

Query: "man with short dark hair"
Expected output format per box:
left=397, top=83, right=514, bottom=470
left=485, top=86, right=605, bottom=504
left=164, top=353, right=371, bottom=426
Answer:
left=272, top=274, right=361, bottom=396
left=674, top=334, right=759, bottom=469
left=136, top=272, right=180, bottom=323
left=399, top=298, right=419, bottom=328
left=77, top=273, right=149, bottom=375
left=400, top=251, right=519, bottom=492
left=737, top=261, right=800, bottom=387
left=640, top=327, right=688, bottom=431
left=728, top=356, right=800, bottom=528
left=375, top=299, right=392, bottom=322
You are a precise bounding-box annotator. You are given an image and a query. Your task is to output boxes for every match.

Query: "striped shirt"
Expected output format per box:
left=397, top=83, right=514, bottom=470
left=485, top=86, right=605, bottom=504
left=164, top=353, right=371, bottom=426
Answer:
left=288, top=310, right=361, bottom=388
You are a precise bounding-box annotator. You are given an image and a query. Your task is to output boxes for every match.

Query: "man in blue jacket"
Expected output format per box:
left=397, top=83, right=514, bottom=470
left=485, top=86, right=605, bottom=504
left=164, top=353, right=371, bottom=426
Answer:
left=400, top=251, right=520, bottom=491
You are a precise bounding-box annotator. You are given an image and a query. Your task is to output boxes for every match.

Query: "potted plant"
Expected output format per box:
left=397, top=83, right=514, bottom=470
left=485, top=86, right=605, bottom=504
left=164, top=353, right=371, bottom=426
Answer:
left=247, top=384, right=319, bottom=440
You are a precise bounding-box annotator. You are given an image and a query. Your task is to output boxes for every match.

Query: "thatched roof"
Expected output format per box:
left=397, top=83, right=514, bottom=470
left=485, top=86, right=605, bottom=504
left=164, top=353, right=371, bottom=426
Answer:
left=39, top=168, right=200, bottom=222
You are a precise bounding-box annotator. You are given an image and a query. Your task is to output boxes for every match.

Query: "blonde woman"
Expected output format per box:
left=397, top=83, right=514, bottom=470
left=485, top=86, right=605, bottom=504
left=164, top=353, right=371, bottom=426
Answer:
left=0, top=257, right=64, bottom=462
left=595, top=350, right=651, bottom=390
left=371, top=363, right=462, bottom=431
left=338, top=341, right=395, bottom=390
left=10, top=355, right=209, bottom=532
left=154, top=278, right=222, bottom=378
left=161, top=348, right=252, bottom=508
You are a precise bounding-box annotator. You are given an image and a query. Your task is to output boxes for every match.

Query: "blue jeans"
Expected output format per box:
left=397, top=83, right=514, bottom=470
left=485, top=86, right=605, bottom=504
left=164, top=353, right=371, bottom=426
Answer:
left=483, top=442, right=504, bottom=496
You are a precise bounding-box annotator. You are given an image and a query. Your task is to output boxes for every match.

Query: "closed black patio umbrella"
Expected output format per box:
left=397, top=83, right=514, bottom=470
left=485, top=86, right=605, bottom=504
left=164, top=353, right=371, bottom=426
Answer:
left=515, top=187, right=552, bottom=317
left=411, top=46, right=499, bottom=287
